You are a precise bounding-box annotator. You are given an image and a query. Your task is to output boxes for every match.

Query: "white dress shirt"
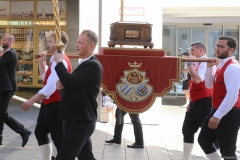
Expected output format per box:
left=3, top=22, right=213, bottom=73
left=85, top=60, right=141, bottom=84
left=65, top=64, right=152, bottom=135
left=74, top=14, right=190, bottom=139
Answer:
left=38, top=55, right=69, bottom=99
left=205, top=56, right=240, bottom=119
left=5, top=48, right=11, bottom=52
left=194, top=55, right=208, bottom=82
left=79, top=54, right=94, bottom=65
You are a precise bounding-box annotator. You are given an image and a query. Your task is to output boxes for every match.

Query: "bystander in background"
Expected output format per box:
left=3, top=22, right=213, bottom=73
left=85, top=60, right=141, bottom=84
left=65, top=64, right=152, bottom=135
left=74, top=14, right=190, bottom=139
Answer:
left=180, top=52, right=190, bottom=108
left=101, top=89, right=117, bottom=126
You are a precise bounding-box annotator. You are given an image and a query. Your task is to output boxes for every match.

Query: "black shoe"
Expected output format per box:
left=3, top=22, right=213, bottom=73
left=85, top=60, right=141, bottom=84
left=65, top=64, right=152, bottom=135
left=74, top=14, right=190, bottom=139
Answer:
left=105, top=139, right=121, bottom=144
left=127, top=142, right=144, bottom=148
left=0, top=135, right=2, bottom=145
left=20, top=130, right=31, bottom=147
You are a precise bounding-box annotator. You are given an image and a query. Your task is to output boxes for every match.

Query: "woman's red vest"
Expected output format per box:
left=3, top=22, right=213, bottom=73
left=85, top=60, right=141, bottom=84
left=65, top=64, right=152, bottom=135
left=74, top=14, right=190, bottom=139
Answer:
left=43, top=54, right=72, bottom=105
left=213, top=59, right=240, bottom=109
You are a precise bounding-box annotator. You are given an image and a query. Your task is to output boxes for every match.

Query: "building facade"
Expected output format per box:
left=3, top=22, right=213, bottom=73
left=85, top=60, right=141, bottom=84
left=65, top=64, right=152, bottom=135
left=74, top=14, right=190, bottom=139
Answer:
left=1, top=0, right=240, bottom=90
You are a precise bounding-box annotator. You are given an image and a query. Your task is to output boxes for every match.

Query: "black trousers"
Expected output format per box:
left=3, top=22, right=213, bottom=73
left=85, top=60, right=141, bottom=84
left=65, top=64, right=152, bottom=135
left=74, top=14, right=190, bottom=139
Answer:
left=0, top=90, right=25, bottom=135
left=182, top=97, right=212, bottom=143
left=198, top=108, right=240, bottom=160
left=55, top=120, right=96, bottom=160
left=34, top=102, right=63, bottom=152
left=182, top=79, right=189, bottom=90
left=114, top=107, right=144, bottom=145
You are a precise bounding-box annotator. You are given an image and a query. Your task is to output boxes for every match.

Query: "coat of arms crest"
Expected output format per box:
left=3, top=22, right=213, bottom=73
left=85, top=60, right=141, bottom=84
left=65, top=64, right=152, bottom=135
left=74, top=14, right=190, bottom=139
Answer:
left=116, top=61, right=154, bottom=102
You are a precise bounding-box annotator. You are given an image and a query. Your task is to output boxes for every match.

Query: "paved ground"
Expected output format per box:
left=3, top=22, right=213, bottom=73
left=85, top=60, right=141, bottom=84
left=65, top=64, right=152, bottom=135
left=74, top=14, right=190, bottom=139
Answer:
left=0, top=90, right=240, bottom=160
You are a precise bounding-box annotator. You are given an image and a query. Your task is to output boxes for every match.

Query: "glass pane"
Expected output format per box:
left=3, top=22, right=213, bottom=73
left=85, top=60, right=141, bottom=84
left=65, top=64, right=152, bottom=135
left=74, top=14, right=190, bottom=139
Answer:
left=178, top=27, right=191, bottom=56
left=224, top=27, right=239, bottom=60
left=38, top=30, right=52, bottom=51
left=0, top=28, right=7, bottom=45
left=208, top=27, right=223, bottom=58
left=192, top=27, right=205, bottom=44
left=10, top=28, right=34, bottom=86
left=162, top=25, right=176, bottom=56
left=37, top=29, right=54, bottom=85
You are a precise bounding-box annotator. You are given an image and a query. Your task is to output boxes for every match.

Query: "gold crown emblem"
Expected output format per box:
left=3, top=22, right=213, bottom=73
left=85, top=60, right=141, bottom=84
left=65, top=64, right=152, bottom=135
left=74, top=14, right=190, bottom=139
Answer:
left=128, top=61, right=142, bottom=68
left=127, top=71, right=143, bottom=84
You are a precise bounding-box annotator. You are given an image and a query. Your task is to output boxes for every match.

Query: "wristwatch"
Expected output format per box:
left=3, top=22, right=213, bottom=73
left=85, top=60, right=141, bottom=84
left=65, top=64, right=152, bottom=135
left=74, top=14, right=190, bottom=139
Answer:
left=188, top=62, right=194, bottom=65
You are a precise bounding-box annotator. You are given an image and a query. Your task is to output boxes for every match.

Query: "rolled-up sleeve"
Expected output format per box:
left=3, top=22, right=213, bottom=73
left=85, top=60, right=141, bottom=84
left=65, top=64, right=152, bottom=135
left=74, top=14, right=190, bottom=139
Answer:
left=197, top=62, right=207, bottom=82
left=205, top=66, right=216, bottom=89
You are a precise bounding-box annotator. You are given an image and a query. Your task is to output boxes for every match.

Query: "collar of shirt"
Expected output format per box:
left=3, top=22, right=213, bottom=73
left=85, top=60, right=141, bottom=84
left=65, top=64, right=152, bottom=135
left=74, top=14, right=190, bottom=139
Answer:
left=79, top=54, right=94, bottom=65
left=219, top=56, right=235, bottom=69
left=50, top=55, right=55, bottom=63
left=5, top=48, right=11, bottom=53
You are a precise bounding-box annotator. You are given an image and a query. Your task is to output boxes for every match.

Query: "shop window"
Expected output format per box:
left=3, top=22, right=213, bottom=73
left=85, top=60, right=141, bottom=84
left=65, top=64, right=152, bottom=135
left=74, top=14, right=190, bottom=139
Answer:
left=178, top=27, right=191, bottom=56
left=162, top=25, right=176, bottom=56
left=224, top=27, right=239, bottom=60
left=192, top=27, right=206, bottom=45
left=208, top=27, right=222, bottom=58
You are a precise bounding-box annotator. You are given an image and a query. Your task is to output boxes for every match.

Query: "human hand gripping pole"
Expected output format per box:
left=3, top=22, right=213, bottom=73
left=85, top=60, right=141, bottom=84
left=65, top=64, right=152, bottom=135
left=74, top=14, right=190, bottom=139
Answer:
left=181, top=57, right=219, bottom=67
left=181, top=57, right=211, bottom=62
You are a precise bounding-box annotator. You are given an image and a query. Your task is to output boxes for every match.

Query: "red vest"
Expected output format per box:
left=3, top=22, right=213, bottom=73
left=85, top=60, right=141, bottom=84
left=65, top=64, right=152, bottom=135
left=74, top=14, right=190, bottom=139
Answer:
left=213, top=59, right=240, bottom=109
left=189, top=63, right=212, bottom=102
left=43, top=54, right=72, bottom=105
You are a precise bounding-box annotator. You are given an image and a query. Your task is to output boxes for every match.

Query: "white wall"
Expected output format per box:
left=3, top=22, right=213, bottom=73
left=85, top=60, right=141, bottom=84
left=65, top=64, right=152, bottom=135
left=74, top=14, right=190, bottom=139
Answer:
left=79, top=0, right=99, bottom=53
left=102, top=0, right=162, bottom=48
left=162, top=0, right=240, bottom=7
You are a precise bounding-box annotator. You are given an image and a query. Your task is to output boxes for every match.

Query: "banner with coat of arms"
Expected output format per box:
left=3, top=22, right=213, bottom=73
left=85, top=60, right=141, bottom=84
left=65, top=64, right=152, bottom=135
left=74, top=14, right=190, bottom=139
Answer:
left=116, top=62, right=154, bottom=102
left=96, top=47, right=180, bottom=114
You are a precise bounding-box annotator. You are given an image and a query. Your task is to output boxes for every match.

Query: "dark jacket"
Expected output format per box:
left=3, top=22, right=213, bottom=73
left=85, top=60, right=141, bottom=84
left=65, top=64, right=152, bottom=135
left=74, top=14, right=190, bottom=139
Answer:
left=55, top=55, right=103, bottom=121
left=0, top=48, right=18, bottom=93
